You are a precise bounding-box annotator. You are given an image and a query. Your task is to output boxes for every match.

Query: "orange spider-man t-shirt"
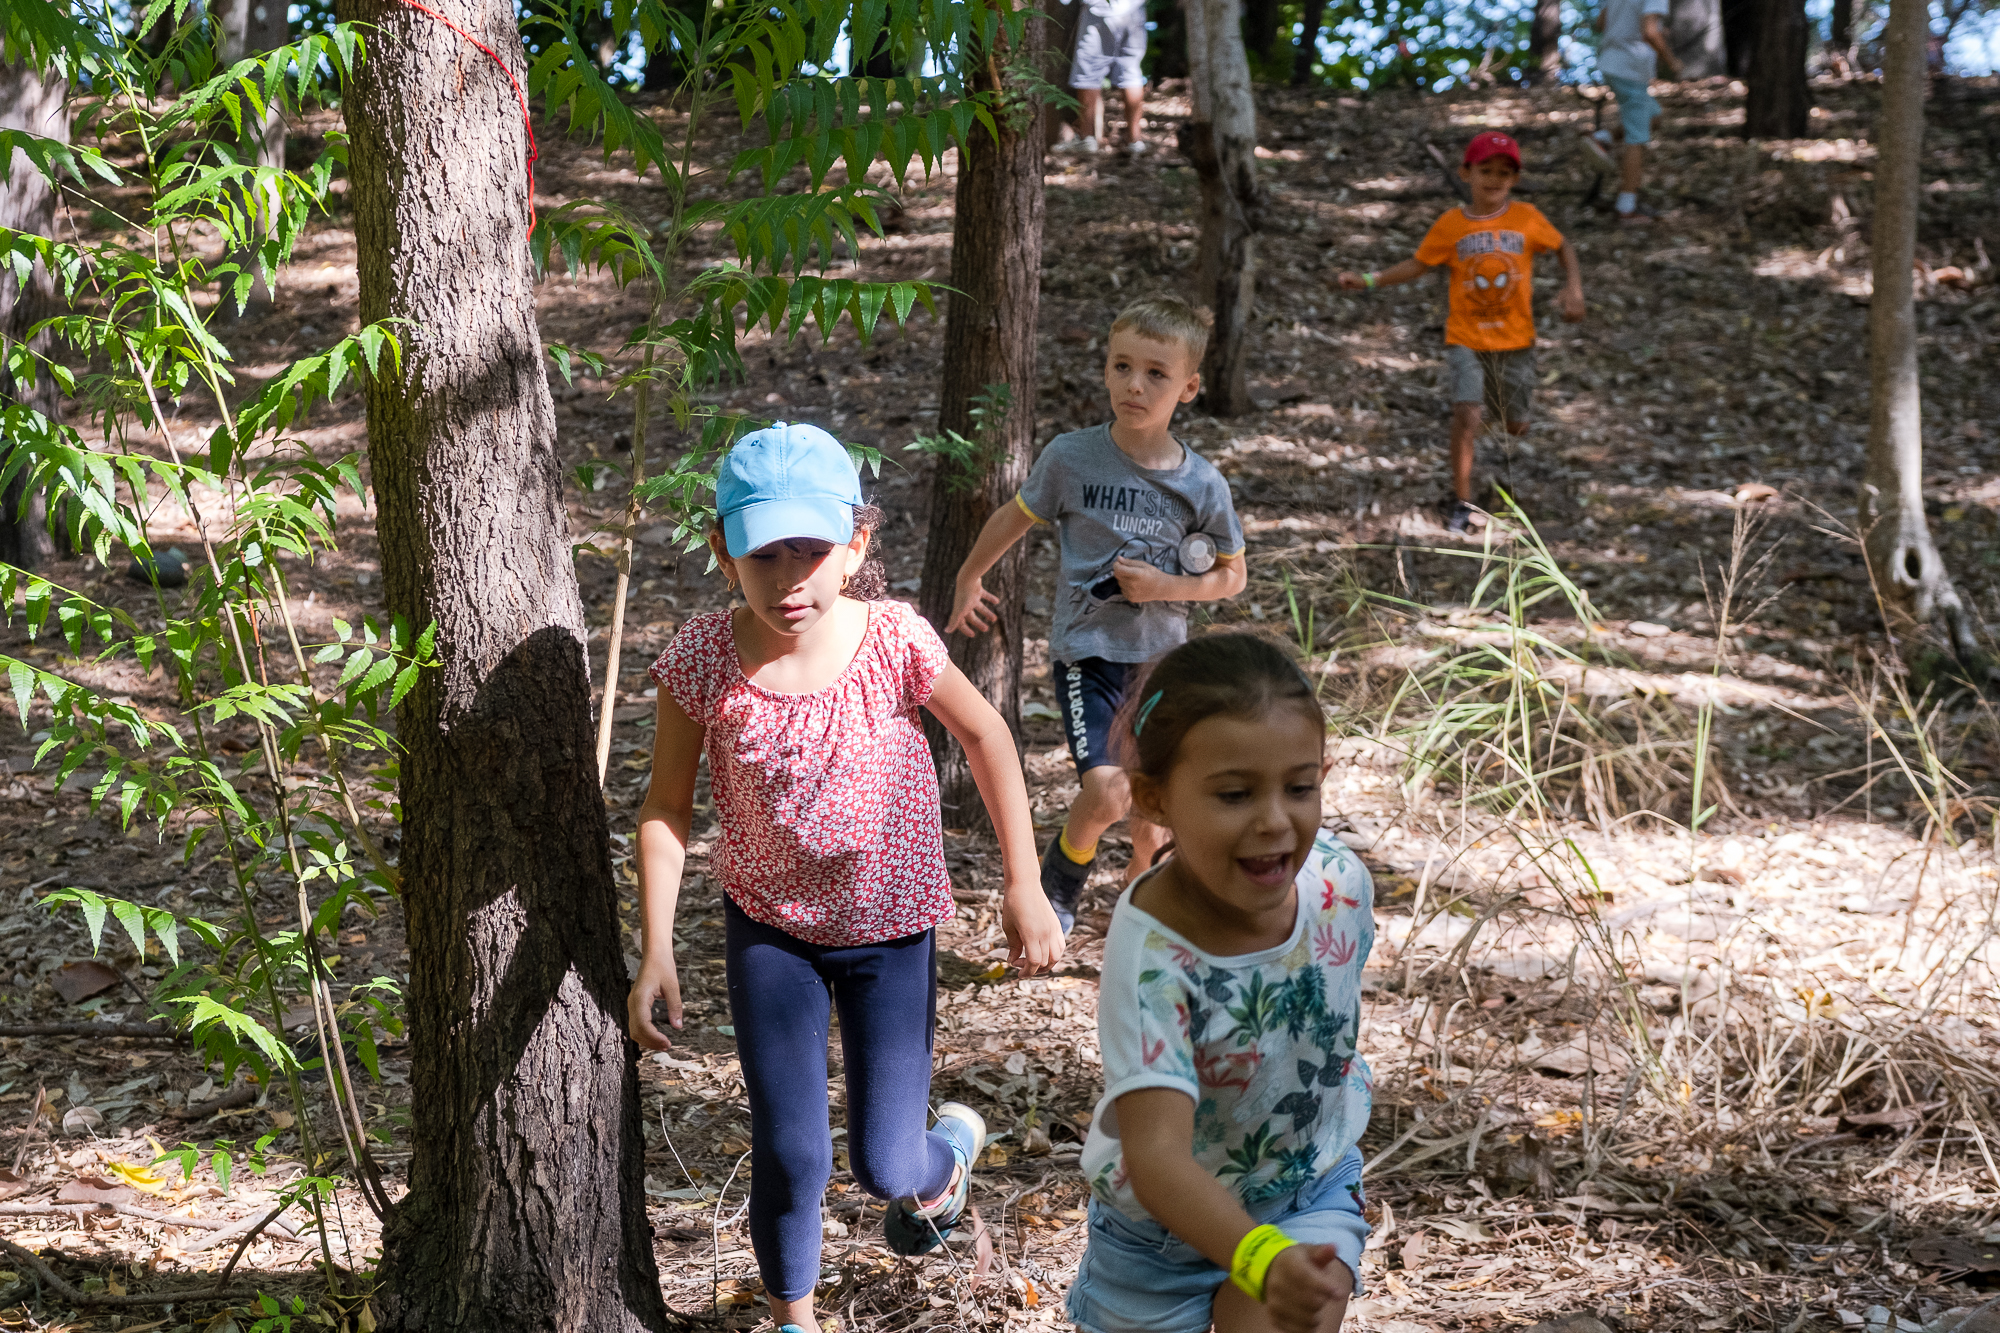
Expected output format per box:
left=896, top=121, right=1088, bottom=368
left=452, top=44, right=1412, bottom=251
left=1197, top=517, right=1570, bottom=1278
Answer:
left=1414, top=202, right=1565, bottom=352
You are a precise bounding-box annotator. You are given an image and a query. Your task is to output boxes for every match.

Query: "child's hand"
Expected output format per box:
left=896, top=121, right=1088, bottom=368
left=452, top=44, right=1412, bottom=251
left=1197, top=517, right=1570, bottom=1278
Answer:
left=1558, top=285, right=1586, bottom=323
left=1262, top=1243, right=1354, bottom=1333
left=1335, top=270, right=1370, bottom=291
left=1001, top=880, right=1066, bottom=976
left=1112, top=556, right=1179, bottom=604
left=947, top=575, right=1002, bottom=636
left=627, top=955, right=684, bottom=1051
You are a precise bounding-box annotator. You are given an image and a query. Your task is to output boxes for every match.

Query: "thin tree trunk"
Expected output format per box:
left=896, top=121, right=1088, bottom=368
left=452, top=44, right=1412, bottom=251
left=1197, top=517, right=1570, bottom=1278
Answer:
left=1669, top=0, right=1727, bottom=78
left=1242, top=0, right=1280, bottom=63
left=215, top=0, right=288, bottom=317
left=1722, top=0, right=1757, bottom=76
left=1744, top=0, right=1811, bottom=136
left=0, top=56, right=65, bottom=571
left=1527, top=0, right=1563, bottom=83
left=1860, top=0, right=1976, bottom=663
left=918, top=0, right=1050, bottom=824
left=337, top=1, right=671, bottom=1328
left=1291, top=0, right=1326, bottom=84
left=1829, top=0, right=1852, bottom=60
left=1048, top=0, right=1083, bottom=144
left=1179, top=0, right=1260, bottom=417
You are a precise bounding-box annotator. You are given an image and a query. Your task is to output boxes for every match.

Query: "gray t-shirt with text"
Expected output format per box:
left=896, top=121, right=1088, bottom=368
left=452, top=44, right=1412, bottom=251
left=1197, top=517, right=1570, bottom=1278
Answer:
left=1016, top=423, right=1245, bottom=665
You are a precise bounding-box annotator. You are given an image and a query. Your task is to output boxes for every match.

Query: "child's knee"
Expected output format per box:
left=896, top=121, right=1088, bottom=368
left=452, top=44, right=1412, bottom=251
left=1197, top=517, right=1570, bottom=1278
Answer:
left=1078, top=764, right=1132, bottom=810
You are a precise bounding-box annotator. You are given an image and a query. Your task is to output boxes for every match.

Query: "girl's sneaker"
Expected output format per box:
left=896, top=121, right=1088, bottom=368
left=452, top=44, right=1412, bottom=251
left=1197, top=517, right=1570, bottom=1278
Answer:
left=883, top=1102, right=986, bottom=1256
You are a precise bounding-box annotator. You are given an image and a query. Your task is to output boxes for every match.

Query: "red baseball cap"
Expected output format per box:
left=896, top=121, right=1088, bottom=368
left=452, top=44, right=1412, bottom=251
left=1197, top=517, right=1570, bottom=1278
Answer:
left=1463, top=131, right=1521, bottom=168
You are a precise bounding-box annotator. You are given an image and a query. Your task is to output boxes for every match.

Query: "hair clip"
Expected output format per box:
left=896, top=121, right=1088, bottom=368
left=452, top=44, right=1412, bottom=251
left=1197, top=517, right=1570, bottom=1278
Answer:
left=1133, top=689, right=1165, bottom=737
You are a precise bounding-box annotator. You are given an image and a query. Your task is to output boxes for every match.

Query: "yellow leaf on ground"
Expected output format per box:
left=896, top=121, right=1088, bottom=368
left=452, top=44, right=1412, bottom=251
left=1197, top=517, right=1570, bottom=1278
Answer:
left=106, top=1162, right=172, bottom=1196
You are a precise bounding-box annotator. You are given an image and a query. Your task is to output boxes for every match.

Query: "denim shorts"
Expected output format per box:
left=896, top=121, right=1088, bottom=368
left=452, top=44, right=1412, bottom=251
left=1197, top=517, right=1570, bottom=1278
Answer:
left=1065, top=1147, right=1369, bottom=1333
left=1605, top=73, right=1660, bottom=145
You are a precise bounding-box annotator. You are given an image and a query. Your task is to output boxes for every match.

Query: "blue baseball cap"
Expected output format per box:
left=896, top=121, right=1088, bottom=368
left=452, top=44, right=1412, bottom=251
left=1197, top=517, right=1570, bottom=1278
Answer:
left=715, top=422, right=862, bottom=558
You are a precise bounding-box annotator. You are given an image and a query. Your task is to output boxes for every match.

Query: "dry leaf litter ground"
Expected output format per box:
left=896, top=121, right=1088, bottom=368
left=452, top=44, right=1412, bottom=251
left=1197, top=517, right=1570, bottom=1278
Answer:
left=1, top=71, right=1999, bottom=1333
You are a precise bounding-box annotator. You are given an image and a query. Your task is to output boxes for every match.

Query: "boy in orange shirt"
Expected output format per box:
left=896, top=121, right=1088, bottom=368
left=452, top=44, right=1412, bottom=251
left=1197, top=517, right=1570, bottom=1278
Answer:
left=1339, top=132, right=1586, bottom=532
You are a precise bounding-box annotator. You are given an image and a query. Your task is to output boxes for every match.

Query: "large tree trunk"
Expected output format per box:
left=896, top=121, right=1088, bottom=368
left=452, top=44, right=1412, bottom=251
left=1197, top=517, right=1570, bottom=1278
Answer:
left=1743, top=0, right=1811, bottom=136
left=1179, top=0, right=1261, bottom=417
left=0, top=56, right=65, bottom=571
left=1527, top=0, right=1563, bottom=83
left=1860, top=0, right=1976, bottom=663
left=1291, top=0, right=1326, bottom=84
left=215, top=0, right=288, bottom=316
left=1669, top=0, right=1727, bottom=78
left=918, top=0, right=1050, bottom=824
left=338, top=1, right=671, bottom=1328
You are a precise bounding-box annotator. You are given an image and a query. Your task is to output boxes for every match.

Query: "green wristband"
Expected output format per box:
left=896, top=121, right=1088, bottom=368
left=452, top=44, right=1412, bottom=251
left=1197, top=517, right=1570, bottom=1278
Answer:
left=1363, top=272, right=1377, bottom=289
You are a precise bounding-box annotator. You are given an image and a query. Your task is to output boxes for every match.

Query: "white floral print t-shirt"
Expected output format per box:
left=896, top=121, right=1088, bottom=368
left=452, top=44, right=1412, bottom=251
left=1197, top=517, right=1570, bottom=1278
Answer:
left=1080, top=831, right=1375, bottom=1223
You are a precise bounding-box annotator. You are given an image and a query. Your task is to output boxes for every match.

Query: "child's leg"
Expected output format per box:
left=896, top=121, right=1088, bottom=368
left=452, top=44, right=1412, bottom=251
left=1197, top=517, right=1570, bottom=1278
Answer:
left=725, top=902, right=836, bottom=1325
left=1448, top=401, right=1483, bottom=501
left=830, top=931, right=958, bottom=1204
left=1064, top=764, right=1132, bottom=860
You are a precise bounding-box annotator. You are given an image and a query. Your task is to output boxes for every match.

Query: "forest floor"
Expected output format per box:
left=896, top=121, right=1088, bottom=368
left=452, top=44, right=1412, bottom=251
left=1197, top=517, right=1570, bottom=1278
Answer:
left=3, top=69, right=2000, bottom=1333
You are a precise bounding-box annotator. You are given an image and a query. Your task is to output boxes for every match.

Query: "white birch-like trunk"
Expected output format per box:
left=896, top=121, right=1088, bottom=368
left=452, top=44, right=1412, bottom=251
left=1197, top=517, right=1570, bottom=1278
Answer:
left=1861, top=0, right=1977, bottom=662
left=1178, top=0, right=1260, bottom=415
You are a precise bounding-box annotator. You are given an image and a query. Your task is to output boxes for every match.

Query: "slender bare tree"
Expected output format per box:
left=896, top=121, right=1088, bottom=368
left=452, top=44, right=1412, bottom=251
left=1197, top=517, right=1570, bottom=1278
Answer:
left=337, top=0, right=673, bottom=1325
left=1178, top=0, right=1261, bottom=415
left=1668, top=0, right=1726, bottom=78
left=918, top=0, right=1051, bottom=820
left=1860, top=0, right=1978, bottom=664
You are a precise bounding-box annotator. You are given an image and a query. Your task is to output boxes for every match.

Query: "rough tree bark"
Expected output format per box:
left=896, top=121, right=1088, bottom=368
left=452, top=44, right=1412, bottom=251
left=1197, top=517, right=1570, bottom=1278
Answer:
left=917, top=0, right=1050, bottom=822
left=1178, top=0, right=1261, bottom=416
left=1291, top=0, right=1326, bottom=84
left=337, top=0, right=672, bottom=1328
left=1527, top=0, right=1563, bottom=83
left=1744, top=0, right=1811, bottom=137
left=0, top=55, right=65, bottom=570
left=1669, top=0, right=1727, bottom=78
left=1860, top=0, right=1977, bottom=663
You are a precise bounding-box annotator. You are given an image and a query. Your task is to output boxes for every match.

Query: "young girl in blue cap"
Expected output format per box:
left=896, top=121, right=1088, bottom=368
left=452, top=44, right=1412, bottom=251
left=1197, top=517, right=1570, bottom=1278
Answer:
left=627, top=422, right=1065, bottom=1333
left=1068, top=633, right=1374, bottom=1333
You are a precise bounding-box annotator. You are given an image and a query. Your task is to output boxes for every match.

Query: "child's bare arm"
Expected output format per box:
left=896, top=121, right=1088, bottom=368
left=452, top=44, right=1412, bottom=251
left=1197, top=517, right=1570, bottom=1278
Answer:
left=629, top=690, right=705, bottom=1050
left=1642, top=13, right=1681, bottom=74
left=1117, top=1088, right=1354, bottom=1333
left=1112, top=551, right=1246, bottom=606
left=1555, top=241, right=1586, bottom=322
left=949, top=500, right=1038, bottom=636
left=924, top=665, right=1065, bottom=974
left=1337, top=256, right=1432, bottom=291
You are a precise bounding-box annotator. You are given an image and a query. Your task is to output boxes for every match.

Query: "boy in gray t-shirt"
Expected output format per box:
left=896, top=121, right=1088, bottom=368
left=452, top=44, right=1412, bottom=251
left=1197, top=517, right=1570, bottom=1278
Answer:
left=947, top=297, right=1246, bottom=933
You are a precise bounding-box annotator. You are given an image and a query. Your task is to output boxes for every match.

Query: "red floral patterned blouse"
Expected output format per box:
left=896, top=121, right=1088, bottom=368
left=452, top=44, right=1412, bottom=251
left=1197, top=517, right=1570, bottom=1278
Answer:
left=650, top=601, right=954, bottom=947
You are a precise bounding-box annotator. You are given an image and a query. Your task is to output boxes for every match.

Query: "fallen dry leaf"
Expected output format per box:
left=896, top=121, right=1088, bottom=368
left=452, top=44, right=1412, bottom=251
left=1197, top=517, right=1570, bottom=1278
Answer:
left=106, top=1161, right=173, bottom=1196
left=56, top=1173, right=135, bottom=1205
left=50, top=959, right=124, bottom=1005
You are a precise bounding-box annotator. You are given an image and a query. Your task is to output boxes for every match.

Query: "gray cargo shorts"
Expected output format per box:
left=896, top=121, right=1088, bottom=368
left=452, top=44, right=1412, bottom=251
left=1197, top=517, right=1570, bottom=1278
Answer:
left=1444, top=344, right=1536, bottom=427
left=1071, top=9, right=1148, bottom=89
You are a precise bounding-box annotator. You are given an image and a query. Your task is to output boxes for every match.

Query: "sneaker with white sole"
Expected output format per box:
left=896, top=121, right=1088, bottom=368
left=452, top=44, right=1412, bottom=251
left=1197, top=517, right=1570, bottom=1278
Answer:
left=1125, top=139, right=1151, bottom=156
left=882, top=1102, right=985, bottom=1256
left=1054, top=134, right=1099, bottom=155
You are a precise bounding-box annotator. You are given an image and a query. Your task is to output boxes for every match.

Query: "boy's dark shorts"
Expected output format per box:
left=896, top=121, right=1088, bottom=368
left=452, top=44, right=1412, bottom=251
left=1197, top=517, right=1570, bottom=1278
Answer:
left=1055, top=658, right=1136, bottom=774
left=1444, top=344, right=1536, bottom=426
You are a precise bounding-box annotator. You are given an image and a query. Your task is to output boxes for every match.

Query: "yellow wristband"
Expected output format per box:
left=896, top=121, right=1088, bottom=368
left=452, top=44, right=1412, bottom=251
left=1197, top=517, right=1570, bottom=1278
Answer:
left=1229, top=1224, right=1297, bottom=1303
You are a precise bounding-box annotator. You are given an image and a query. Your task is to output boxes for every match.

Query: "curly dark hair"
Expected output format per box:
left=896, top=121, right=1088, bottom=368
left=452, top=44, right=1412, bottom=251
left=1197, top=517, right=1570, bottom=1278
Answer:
left=844, top=503, right=889, bottom=601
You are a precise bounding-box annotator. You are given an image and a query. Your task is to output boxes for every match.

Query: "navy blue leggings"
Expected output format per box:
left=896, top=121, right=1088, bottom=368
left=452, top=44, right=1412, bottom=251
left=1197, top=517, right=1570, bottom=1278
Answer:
left=725, top=898, right=957, bottom=1300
